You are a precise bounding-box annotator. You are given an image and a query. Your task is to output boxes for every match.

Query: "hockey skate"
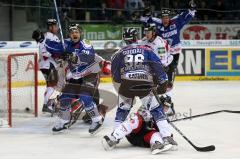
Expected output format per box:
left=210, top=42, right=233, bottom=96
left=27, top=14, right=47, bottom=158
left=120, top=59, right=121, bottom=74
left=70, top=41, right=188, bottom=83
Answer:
left=89, top=117, right=103, bottom=135
left=151, top=141, right=173, bottom=155
left=102, top=135, right=119, bottom=151
left=42, top=104, right=53, bottom=114
left=163, top=136, right=178, bottom=150
left=52, top=118, right=70, bottom=133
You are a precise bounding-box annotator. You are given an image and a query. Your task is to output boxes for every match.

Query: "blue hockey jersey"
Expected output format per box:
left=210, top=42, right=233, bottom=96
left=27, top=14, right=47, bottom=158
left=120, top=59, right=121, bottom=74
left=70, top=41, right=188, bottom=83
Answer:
left=140, top=9, right=195, bottom=54
left=111, top=44, right=167, bottom=84
left=64, top=39, right=96, bottom=79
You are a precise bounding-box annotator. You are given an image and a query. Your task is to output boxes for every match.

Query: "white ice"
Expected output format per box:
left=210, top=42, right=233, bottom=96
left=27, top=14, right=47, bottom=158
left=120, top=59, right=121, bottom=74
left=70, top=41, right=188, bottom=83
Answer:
left=0, top=81, right=240, bottom=159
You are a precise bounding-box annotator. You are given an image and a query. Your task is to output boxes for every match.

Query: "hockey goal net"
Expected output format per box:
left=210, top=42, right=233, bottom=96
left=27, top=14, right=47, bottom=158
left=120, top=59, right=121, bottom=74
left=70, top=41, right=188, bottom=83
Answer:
left=0, top=53, right=38, bottom=127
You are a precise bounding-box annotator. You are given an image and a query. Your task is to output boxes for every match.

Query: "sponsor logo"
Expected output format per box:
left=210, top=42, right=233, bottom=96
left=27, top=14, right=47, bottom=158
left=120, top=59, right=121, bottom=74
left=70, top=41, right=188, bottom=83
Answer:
left=162, top=30, right=177, bottom=38
left=183, top=25, right=211, bottom=40
left=177, top=49, right=205, bottom=76
left=20, top=42, right=32, bottom=47
left=0, top=42, right=7, bottom=48
left=206, top=48, right=240, bottom=76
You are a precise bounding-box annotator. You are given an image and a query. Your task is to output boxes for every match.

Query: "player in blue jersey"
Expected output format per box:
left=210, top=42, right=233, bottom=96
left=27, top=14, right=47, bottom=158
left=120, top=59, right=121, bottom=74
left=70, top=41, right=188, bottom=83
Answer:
left=140, top=0, right=196, bottom=112
left=51, top=24, right=104, bottom=135
left=102, top=28, right=175, bottom=152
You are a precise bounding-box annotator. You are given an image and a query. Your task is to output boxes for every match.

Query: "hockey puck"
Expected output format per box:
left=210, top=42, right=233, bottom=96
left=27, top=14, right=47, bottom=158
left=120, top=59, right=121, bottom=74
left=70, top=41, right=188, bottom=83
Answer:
left=25, top=107, right=30, bottom=112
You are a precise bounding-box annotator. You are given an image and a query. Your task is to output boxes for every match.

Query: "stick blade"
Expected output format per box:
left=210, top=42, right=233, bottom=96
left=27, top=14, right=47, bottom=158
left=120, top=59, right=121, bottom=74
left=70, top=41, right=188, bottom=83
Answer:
left=196, top=145, right=215, bottom=152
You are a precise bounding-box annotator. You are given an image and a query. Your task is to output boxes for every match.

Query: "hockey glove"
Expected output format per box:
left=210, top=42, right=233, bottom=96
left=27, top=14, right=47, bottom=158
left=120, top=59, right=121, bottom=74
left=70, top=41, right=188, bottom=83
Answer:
left=156, top=79, right=168, bottom=94
left=32, top=29, right=44, bottom=43
left=68, top=52, right=78, bottom=64
left=189, top=0, right=196, bottom=10
left=160, top=95, right=172, bottom=107
left=102, top=60, right=111, bottom=75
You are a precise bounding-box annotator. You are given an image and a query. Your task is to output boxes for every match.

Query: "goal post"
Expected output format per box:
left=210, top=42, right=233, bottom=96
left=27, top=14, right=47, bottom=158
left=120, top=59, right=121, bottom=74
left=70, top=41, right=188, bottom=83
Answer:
left=0, top=52, right=38, bottom=127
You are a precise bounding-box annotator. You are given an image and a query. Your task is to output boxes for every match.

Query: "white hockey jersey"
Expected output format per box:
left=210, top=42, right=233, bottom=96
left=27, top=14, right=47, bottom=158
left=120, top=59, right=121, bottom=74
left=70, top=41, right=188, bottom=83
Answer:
left=138, top=36, right=173, bottom=67
left=38, top=32, right=60, bottom=69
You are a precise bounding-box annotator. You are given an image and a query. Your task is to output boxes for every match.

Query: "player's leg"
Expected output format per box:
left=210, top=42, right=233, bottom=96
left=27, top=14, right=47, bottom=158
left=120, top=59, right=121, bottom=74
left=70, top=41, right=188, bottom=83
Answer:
left=52, top=93, right=73, bottom=132
left=142, top=92, right=178, bottom=149
left=142, top=130, right=172, bottom=154
left=79, top=74, right=104, bottom=135
left=114, top=94, right=133, bottom=128
left=79, top=93, right=103, bottom=134
left=102, top=113, right=143, bottom=150
left=41, top=63, right=59, bottom=113
left=162, top=54, right=180, bottom=116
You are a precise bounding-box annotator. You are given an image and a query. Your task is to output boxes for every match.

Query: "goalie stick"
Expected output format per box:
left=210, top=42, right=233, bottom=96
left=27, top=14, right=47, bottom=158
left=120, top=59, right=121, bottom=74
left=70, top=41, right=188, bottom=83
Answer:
left=170, top=110, right=240, bottom=123
left=152, top=89, right=215, bottom=152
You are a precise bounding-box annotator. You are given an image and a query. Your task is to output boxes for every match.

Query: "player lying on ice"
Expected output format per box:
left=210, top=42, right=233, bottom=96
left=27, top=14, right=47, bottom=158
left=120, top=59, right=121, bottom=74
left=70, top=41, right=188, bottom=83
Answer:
left=102, top=28, right=177, bottom=154
left=102, top=106, right=177, bottom=154
left=48, top=23, right=110, bottom=135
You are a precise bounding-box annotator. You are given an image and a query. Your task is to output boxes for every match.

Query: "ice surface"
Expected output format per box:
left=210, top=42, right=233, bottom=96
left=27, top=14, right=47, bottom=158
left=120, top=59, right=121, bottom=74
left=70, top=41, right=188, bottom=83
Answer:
left=0, top=81, right=240, bottom=159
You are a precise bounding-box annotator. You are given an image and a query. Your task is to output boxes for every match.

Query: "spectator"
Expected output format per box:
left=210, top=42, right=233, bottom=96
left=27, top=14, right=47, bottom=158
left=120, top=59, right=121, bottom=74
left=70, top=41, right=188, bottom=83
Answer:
left=112, top=10, right=126, bottom=24
left=211, top=0, right=225, bottom=20
left=125, top=0, right=145, bottom=11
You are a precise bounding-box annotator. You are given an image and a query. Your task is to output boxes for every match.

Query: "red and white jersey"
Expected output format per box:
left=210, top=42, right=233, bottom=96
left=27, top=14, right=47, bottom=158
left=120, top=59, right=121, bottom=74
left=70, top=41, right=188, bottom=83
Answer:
left=38, top=32, right=60, bottom=69
left=138, top=36, right=173, bottom=67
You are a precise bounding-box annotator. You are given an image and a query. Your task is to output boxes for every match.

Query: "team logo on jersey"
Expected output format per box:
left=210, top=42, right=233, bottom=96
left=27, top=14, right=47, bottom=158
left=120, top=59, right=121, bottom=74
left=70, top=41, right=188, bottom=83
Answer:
left=160, top=27, right=165, bottom=31
left=170, top=24, right=176, bottom=30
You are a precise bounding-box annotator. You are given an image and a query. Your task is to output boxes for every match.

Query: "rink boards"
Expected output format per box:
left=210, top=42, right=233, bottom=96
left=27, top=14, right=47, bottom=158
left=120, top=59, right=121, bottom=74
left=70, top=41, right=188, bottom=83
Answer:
left=0, top=40, right=240, bottom=88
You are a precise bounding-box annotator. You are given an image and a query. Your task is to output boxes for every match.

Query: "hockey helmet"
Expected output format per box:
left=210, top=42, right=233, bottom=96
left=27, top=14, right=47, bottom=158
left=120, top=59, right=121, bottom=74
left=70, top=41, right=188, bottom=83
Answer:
left=46, top=18, right=57, bottom=26
left=161, top=9, right=171, bottom=17
left=144, top=23, right=157, bottom=32
left=122, top=28, right=138, bottom=44
left=68, top=23, right=82, bottom=33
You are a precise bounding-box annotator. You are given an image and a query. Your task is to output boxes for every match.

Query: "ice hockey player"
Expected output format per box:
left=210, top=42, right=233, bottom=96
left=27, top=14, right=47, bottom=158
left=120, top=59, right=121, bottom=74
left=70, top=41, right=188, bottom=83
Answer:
left=51, top=23, right=105, bottom=135
left=32, top=18, right=63, bottom=113
left=138, top=23, right=175, bottom=115
left=102, top=107, right=177, bottom=154
left=140, top=0, right=196, bottom=103
left=106, top=28, right=176, bottom=150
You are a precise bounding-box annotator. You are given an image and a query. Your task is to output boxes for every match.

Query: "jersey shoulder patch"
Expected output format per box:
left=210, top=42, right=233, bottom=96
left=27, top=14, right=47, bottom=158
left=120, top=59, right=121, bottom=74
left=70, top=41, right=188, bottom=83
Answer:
left=81, top=39, right=92, bottom=48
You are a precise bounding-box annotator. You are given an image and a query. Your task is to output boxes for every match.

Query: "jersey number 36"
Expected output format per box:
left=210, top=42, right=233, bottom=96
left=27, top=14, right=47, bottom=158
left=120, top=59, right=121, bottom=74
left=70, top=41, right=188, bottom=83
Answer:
left=124, top=54, right=144, bottom=67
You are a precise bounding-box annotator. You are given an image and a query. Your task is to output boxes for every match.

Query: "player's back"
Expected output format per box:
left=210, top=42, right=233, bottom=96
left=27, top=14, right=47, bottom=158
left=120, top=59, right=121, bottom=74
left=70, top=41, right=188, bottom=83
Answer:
left=112, top=44, right=155, bottom=83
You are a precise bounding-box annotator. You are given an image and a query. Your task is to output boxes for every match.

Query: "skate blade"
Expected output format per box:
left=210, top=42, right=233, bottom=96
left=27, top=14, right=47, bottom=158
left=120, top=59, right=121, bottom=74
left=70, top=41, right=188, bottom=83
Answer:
left=89, top=124, right=103, bottom=136
left=151, top=144, right=173, bottom=155
left=52, top=128, right=68, bottom=135
left=101, top=138, right=115, bottom=151
left=169, top=145, right=178, bottom=151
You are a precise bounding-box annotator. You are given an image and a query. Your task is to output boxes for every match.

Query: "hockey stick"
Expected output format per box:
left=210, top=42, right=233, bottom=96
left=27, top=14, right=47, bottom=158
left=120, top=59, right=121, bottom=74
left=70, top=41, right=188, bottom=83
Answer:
left=152, top=89, right=215, bottom=152
left=170, top=110, right=240, bottom=123
left=53, top=0, right=65, bottom=49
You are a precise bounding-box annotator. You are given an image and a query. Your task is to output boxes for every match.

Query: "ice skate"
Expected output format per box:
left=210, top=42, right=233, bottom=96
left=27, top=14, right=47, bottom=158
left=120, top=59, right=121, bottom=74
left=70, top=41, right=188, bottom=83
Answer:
left=163, top=136, right=178, bottom=150
left=151, top=141, right=173, bottom=155
left=102, top=135, right=119, bottom=151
